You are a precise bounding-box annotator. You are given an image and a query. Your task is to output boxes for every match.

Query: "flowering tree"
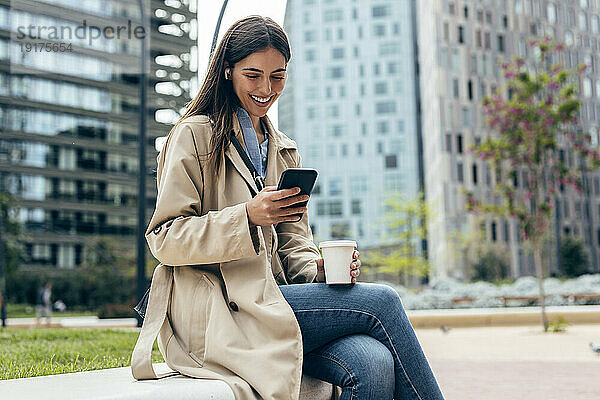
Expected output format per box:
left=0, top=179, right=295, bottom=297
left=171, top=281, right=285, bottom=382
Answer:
left=465, top=37, right=600, bottom=332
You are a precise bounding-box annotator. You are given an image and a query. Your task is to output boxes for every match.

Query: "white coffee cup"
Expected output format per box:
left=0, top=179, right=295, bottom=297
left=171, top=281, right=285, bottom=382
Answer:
left=318, top=240, right=357, bottom=284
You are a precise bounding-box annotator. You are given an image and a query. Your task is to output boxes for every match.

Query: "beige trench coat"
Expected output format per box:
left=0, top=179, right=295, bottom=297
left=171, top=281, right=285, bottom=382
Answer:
left=131, top=112, right=331, bottom=400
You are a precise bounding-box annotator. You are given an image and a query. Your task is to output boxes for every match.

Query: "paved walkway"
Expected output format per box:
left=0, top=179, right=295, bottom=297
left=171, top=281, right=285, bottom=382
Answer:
left=417, top=325, right=600, bottom=400
left=5, top=316, right=137, bottom=329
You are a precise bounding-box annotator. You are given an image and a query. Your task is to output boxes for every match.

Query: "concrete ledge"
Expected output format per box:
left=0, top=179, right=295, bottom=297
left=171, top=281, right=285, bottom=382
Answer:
left=407, top=305, right=600, bottom=328
left=0, top=363, right=336, bottom=400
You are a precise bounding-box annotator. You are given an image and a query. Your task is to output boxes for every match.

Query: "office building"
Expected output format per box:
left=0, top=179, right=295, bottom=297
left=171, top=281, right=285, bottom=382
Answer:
left=418, top=0, right=600, bottom=279
left=280, top=0, right=423, bottom=252
left=0, top=0, right=196, bottom=268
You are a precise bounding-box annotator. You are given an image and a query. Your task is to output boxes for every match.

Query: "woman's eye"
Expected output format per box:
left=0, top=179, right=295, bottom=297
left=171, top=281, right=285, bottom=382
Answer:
left=246, top=75, right=259, bottom=79
left=272, top=76, right=285, bottom=80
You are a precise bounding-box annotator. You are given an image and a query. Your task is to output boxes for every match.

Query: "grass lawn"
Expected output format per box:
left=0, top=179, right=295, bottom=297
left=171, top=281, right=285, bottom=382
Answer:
left=0, top=328, right=164, bottom=380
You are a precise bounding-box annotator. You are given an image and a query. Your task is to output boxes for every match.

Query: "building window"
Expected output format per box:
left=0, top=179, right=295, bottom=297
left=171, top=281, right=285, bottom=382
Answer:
left=341, top=143, right=348, bottom=156
left=503, top=15, right=509, bottom=28
left=373, top=63, right=380, bottom=75
left=453, top=78, right=460, bottom=98
left=305, top=49, right=316, bottom=62
left=579, top=11, right=587, bottom=30
left=372, top=5, right=391, bottom=17
left=443, top=22, right=449, bottom=41
left=376, top=120, right=389, bottom=134
left=484, top=31, right=491, bottom=48
left=332, top=47, right=344, bottom=59
left=385, top=154, right=397, bottom=169
left=351, top=199, right=362, bottom=215
left=330, top=125, right=343, bottom=137
left=373, top=24, right=386, bottom=37
left=377, top=141, right=384, bottom=154
left=446, top=133, right=452, bottom=152
left=330, top=201, right=343, bottom=216
left=458, top=25, right=464, bottom=43
left=464, top=6, right=468, bottom=18
left=327, top=105, right=340, bottom=117
left=356, top=142, right=363, bottom=155
left=304, top=30, right=316, bottom=42
left=374, top=82, right=387, bottom=94
left=472, top=163, right=478, bottom=185
left=329, top=179, right=342, bottom=195
left=497, top=34, right=505, bottom=52
left=376, top=102, right=396, bottom=114
left=467, top=79, right=473, bottom=100
left=457, top=134, right=463, bottom=153
left=327, top=67, right=344, bottom=79
left=323, top=9, right=343, bottom=22
left=457, top=162, right=464, bottom=182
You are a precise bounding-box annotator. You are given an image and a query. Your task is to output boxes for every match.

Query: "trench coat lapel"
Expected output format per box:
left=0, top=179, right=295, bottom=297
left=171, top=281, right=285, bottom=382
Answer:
left=225, top=112, right=297, bottom=190
left=224, top=113, right=260, bottom=195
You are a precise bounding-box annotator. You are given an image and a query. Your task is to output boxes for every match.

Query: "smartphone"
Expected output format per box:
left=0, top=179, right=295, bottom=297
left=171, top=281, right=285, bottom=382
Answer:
left=277, top=168, right=318, bottom=220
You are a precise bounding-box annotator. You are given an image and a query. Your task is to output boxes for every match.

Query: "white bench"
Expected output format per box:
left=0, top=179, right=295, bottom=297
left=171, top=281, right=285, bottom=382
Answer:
left=0, top=363, right=338, bottom=400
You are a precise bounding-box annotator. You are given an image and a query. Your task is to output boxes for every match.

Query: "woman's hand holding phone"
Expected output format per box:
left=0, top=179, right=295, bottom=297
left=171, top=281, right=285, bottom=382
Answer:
left=246, top=186, right=309, bottom=227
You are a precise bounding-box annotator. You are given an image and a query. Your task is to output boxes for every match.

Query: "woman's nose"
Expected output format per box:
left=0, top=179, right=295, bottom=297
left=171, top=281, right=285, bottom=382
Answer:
left=257, top=77, right=271, bottom=96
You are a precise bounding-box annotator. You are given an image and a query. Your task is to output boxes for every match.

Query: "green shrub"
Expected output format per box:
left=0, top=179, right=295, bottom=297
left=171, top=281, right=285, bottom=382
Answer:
left=5, top=266, right=140, bottom=309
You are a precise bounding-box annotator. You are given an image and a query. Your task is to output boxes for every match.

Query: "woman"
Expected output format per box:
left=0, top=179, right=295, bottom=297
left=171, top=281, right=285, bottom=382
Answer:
left=132, top=16, right=445, bottom=400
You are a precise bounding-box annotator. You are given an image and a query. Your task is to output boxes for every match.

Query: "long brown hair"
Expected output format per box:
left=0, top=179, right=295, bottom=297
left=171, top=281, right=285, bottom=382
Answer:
left=168, top=15, right=291, bottom=176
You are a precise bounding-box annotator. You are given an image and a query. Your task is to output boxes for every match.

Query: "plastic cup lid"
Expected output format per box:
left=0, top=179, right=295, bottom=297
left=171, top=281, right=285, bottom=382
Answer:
left=319, top=240, right=357, bottom=249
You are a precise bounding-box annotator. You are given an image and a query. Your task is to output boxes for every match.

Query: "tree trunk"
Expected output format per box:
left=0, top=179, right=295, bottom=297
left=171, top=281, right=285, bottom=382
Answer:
left=533, top=245, right=548, bottom=332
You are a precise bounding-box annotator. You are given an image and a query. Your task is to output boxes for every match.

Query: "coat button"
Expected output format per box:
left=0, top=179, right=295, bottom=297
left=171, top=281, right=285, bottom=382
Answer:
left=153, top=225, right=161, bottom=234
left=229, top=301, right=239, bottom=312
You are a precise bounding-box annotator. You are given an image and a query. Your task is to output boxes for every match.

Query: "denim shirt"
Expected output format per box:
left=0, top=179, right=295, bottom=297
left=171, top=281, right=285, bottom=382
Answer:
left=235, top=107, right=268, bottom=179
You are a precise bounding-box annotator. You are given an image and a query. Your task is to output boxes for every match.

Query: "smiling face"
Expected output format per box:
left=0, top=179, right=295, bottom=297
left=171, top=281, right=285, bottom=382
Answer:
left=229, top=46, right=287, bottom=121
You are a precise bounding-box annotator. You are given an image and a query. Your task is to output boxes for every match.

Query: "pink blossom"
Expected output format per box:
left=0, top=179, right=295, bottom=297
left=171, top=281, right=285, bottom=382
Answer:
left=555, top=43, right=565, bottom=51
left=527, top=39, right=537, bottom=47
left=515, top=58, right=525, bottom=68
left=548, top=82, right=559, bottom=90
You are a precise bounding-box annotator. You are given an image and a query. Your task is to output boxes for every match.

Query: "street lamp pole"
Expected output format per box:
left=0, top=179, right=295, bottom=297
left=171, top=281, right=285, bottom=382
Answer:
left=0, top=216, right=6, bottom=328
left=136, top=0, right=148, bottom=328
left=210, top=0, right=229, bottom=60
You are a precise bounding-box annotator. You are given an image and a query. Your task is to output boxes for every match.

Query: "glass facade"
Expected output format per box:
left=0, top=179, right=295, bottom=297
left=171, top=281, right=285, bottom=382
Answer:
left=280, top=0, right=421, bottom=247
left=1, top=1, right=196, bottom=268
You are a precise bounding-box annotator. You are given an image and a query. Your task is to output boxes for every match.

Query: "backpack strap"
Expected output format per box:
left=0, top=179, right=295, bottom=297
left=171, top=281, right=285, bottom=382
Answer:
left=131, top=264, right=178, bottom=380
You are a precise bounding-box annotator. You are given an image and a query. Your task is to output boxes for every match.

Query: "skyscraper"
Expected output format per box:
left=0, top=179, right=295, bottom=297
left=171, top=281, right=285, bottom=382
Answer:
left=280, top=0, right=422, bottom=252
left=1, top=0, right=196, bottom=268
left=418, top=0, right=600, bottom=279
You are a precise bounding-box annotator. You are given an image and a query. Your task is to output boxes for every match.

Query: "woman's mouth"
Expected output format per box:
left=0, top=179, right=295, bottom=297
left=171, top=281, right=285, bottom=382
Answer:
left=249, top=94, right=274, bottom=108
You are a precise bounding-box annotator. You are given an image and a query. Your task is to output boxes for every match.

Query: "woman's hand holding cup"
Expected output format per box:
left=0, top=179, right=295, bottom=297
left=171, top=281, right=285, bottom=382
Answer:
left=315, top=249, right=360, bottom=284
left=246, top=186, right=309, bottom=227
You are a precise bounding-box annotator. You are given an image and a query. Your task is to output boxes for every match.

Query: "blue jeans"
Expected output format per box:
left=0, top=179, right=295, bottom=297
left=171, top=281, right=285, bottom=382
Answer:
left=279, top=282, right=445, bottom=400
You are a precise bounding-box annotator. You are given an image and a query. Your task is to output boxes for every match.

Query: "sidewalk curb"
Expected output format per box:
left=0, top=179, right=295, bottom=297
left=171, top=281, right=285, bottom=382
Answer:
left=407, top=305, right=600, bottom=328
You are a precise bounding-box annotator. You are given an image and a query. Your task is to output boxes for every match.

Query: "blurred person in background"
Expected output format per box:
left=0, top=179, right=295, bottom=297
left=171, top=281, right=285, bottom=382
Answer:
left=35, top=282, right=52, bottom=327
